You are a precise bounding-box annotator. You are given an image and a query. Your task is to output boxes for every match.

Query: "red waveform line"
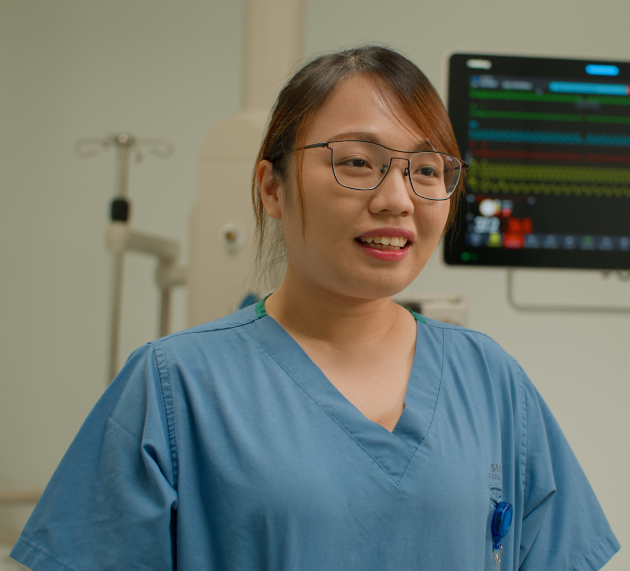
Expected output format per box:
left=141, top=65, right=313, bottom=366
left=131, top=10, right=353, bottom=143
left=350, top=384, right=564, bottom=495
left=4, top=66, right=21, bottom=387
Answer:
left=469, top=147, right=630, bottom=164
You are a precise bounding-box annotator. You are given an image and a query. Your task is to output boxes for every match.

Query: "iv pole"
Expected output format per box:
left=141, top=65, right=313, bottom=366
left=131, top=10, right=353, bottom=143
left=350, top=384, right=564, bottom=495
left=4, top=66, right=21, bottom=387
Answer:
left=110, top=134, right=132, bottom=385
left=76, top=133, right=186, bottom=383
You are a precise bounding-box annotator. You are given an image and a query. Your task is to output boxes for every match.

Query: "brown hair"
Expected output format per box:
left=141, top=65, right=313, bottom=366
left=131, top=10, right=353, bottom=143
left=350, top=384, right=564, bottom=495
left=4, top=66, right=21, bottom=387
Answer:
left=251, top=45, right=463, bottom=285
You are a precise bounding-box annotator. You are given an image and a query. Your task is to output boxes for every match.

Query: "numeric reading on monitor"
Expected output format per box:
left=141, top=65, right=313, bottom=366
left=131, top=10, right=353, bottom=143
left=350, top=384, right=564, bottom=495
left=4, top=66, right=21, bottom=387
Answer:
left=445, top=54, right=630, bottom=270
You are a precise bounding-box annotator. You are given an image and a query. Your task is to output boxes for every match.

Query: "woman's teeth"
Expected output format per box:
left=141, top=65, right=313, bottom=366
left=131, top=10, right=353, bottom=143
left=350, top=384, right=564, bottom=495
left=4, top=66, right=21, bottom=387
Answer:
left=358, top=236, right=409, bottom=250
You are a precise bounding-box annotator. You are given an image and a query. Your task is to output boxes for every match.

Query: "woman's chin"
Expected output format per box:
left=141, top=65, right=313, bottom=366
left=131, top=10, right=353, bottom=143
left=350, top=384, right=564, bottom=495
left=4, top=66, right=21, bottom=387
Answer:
left=333, top=273, right=418, bottom=303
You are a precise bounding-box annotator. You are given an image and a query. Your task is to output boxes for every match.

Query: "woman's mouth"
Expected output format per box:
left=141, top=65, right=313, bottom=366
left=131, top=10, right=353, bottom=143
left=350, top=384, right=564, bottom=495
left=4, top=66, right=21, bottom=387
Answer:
left=355, top=235, right=409, bottom=251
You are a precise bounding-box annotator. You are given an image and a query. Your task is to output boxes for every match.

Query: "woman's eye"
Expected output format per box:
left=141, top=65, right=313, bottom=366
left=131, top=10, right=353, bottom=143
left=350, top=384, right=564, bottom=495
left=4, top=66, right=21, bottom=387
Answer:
left=345, top=158, right=370, bottom=168
left=417, top=166, right=439, bottom=177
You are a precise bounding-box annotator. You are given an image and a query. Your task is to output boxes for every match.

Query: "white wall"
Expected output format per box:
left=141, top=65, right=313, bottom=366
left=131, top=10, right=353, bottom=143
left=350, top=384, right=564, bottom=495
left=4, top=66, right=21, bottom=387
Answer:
left=1, top=0, right=628, bottom=568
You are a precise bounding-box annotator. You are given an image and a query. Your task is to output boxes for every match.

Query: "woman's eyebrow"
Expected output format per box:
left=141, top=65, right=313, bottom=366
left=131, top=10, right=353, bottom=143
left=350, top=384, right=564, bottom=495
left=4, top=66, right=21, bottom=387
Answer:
left=328, top=131, right=380, bottom=143
left=327, top=132, right=435, bottom=152
left=412, top=140, right=436, bottom=152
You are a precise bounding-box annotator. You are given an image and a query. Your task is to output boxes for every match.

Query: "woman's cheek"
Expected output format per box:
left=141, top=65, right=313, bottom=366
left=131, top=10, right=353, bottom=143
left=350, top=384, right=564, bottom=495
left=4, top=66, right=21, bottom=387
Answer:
left=416, top=201, right=449, bottom=232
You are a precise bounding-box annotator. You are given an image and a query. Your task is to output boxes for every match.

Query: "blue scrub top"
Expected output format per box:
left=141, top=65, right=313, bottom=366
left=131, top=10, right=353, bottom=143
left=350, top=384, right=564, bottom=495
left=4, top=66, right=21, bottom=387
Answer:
left=11, top=303, right=620, bottom=570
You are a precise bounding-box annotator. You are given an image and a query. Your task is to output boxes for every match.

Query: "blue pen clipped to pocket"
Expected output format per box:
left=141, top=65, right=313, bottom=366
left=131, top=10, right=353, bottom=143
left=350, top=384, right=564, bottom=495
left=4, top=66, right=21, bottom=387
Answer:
left=491, top=501, right=513, bottom=571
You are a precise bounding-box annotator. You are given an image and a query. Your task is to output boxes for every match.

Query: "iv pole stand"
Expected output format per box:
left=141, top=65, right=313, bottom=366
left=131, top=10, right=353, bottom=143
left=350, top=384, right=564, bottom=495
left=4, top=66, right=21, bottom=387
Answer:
left=109, top=134, right=132, bottom=384
left=76, top=133, right=186, bottom=383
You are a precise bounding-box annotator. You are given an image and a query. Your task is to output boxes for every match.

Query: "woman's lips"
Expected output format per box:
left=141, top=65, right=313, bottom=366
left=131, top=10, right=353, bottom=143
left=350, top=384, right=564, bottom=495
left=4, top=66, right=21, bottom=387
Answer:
left=355, top=237, right=411, bottom=261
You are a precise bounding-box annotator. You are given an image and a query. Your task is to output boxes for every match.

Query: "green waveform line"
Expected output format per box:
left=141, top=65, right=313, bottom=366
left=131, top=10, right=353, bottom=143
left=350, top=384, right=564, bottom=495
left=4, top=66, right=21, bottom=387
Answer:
left=470, top=109, right=581, bottom=121
left=589, top=95, right=630, bottom=106
left=587, top=115, right=630, bottom=124
left=467, top=177, right=630, bottom=198
left=469, top=88, right=630, bottom=106
left=470, top=108, right=630, bottom=125
left=469, top=159, right=630, bottom=184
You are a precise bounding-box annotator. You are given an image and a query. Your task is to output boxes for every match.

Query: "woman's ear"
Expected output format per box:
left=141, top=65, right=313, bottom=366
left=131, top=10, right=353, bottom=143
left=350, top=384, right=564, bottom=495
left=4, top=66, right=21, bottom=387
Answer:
left=257, top=160, right=283, bottom=219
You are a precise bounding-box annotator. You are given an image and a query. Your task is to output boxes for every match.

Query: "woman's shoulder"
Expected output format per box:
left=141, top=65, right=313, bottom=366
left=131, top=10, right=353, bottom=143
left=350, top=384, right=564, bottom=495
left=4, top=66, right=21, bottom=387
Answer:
left=143, top=303, right=269, bottom=361
left=155, top=303, right=263, bottom=344
left=421, top=316, right=520, bottom=369
left=134, top=303, right=281, bottom=383
left=418, top=317, right=532, bottom=411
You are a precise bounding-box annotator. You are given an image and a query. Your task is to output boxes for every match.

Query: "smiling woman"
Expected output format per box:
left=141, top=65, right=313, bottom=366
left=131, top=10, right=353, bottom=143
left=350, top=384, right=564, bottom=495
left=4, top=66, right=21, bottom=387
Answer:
left=10, top=46, right=619, bottom=571
left=252, top=46, right=465, bottom=287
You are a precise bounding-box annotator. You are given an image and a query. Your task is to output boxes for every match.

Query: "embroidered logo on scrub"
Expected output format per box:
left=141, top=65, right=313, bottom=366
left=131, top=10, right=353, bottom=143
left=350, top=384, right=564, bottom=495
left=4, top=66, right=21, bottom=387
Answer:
left=489, top=463, right=502, bottom=482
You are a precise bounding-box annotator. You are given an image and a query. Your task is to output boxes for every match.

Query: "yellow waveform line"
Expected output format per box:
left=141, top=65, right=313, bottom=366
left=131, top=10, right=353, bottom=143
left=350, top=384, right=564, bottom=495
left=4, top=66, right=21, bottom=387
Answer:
left=467, top=177, right=630, bottom=197
left=469, top=159, right=630, bottom=184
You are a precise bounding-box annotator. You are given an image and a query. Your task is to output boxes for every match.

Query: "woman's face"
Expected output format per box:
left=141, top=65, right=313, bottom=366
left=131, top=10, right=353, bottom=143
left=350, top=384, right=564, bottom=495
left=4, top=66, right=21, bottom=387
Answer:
left=263, top=74, right=451, bottom=302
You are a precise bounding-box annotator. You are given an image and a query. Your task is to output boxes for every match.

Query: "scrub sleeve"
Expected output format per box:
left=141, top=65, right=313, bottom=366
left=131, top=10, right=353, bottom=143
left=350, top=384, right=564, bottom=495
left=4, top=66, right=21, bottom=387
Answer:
left=10, top=346, right=178, bottom=571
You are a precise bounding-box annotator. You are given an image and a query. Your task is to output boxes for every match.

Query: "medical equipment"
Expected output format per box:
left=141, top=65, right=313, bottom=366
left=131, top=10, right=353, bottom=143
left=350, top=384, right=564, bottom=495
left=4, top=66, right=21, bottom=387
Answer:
left=444, top=53, right=630, bottom=315
left=445, top=53, right=630, bottom=272
left=188, top=0, right=305, bottom=327
left=76, top=134, right=186, bottom=382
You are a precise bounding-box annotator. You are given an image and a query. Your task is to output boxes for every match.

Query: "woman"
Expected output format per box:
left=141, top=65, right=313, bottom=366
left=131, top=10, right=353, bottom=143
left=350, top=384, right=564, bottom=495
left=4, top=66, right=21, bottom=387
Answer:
left=11, top=46, right=619, bottom=571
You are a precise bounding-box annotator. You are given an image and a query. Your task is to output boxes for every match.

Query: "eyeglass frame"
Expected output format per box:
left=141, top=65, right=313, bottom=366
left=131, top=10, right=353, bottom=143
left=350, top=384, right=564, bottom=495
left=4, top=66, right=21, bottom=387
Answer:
left=271, top=139, right=468, bottom=201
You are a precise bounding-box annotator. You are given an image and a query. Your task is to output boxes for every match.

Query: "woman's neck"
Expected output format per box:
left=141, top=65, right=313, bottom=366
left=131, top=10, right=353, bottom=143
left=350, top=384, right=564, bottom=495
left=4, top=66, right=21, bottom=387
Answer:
left=264, top=267, right=412, bottom=351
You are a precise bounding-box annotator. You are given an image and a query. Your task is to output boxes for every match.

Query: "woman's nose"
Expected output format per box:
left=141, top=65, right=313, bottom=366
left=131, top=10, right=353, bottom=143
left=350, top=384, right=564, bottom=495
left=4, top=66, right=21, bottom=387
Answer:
left=369, top=158, right=415, bottom=215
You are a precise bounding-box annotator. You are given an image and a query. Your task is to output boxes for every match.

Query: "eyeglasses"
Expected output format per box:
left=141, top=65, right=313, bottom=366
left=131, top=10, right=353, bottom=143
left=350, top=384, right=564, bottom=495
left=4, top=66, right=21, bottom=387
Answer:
left=274, top=140, right=467, bottom=201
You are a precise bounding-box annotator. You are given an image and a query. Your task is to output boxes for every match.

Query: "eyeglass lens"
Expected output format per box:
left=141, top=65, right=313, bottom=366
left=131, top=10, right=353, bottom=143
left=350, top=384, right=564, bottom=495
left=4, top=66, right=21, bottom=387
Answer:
left=328, top=140, right=462, bottom=199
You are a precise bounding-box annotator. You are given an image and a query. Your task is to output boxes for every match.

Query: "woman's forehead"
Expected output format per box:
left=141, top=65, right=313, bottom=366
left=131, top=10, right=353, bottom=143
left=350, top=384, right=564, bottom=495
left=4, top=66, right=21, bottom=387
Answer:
left=306, top=74, right=426, bottom=147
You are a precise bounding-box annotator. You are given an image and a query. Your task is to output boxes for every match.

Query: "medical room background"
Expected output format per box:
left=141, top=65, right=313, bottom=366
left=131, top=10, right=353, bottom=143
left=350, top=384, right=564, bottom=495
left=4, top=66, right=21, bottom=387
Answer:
left=1, top=0, right=628, bottom=568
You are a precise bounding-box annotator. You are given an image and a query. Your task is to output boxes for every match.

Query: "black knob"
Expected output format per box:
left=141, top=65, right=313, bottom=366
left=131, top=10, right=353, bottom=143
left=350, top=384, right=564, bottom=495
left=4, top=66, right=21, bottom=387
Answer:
left=111, top=199, right=130, bottom=222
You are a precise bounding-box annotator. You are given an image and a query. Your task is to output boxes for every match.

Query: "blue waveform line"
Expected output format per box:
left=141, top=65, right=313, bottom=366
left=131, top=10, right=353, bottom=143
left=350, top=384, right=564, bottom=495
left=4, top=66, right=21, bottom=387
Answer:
left=549, top=81, right=628, bottom=96
left=469, top=128, right=630, bottom=147
left=584, top=133, right=630, bottom=146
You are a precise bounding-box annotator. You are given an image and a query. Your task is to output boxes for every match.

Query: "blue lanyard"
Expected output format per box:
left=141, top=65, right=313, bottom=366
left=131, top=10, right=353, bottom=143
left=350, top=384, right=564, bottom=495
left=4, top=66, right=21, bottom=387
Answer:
left=491, top=502, right=513, bottom=571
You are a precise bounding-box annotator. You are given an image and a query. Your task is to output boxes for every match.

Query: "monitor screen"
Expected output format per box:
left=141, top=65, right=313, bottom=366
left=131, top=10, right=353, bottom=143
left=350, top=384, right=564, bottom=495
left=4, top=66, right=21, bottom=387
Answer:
left=444, top=53, right=630, bottom=270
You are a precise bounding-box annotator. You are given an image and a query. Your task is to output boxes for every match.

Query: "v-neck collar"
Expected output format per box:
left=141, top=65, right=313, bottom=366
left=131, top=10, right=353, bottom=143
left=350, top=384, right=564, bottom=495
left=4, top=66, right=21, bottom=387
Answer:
left=247, top=300, right=443, bottom=485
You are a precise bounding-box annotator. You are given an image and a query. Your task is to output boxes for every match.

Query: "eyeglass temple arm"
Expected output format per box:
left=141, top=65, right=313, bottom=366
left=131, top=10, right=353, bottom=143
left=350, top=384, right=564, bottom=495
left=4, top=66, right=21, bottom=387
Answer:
left=302, top=143, right=329, bottom=150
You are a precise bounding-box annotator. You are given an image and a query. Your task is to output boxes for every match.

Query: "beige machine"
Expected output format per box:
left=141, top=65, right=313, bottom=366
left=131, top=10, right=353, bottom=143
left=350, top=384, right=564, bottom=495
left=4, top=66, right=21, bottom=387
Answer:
left=187, top=0, right=305, bottom=326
